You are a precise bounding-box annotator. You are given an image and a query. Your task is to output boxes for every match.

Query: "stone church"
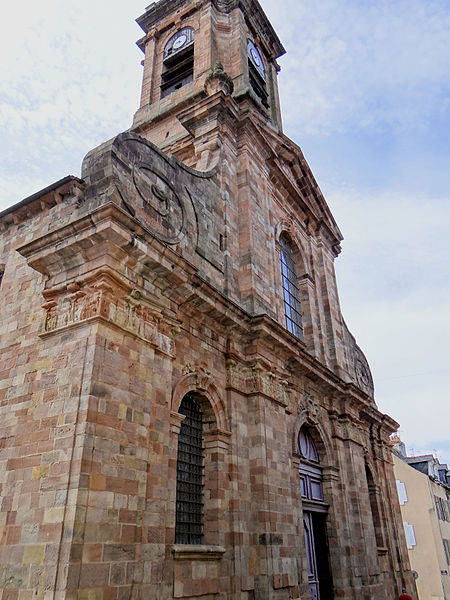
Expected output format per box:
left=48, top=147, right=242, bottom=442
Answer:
left=0, top=0, right=415, bottom=598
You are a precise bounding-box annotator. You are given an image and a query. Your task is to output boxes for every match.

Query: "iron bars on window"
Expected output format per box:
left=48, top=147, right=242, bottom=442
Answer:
left=175, top=394, right=204, bottom=545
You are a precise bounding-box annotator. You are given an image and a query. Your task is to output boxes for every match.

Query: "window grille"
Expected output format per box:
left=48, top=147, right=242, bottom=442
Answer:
left=280, top=237, right=303, bottom=339
left=175, top=394, right=204, bottom=544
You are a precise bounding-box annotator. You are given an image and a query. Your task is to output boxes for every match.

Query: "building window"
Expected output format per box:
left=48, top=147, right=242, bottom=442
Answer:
left=175, top=393, right=204, bottom=544
left=445, top=500, right=450, bottom=522
left=434, top=496, right=448, bottom=521
left=443, top=539, right=450, bottom=565
left=161, top=27, right=194, bottom=98
left=280, top=235, right=303, bottom=339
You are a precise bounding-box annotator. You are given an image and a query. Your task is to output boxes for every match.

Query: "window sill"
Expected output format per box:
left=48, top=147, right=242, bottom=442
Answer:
left=171, top=544, right=226, bottom=561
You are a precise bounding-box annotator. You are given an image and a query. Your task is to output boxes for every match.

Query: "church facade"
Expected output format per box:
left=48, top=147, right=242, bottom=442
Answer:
left=0, top=1, right=414, bottom=599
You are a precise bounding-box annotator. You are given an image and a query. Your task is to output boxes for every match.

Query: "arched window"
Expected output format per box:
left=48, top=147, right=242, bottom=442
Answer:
left=299, top=428, right=322, bottom=502
left=161, top=28, right=194, bottom=98
left=279, top=235, right=303, bottom=340
left=299, top=427, right=333, bottom=600
left=247, top=39, right=269, bottom=107
left=175, top=393, right=204, bottom=544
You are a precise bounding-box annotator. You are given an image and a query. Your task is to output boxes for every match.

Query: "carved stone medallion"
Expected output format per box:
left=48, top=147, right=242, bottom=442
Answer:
left=132, top=164, right=184, bottom=242
left=355, top=358, right=371, bottom=388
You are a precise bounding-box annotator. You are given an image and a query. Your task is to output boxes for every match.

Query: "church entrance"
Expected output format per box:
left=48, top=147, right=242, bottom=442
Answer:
left=299, top=427, right=333, bottom=600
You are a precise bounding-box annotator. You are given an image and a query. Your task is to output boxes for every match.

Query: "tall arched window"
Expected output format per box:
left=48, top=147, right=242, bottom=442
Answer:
left=175, top=393, right=204, bottom=544
left=299, top=427, right=333, bottom=600
left=279, top=235, right=303, bottom=339
left=161, top=28, right=194, bottom=98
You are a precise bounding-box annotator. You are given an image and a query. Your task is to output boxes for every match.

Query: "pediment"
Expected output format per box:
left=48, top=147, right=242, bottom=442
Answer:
left=250, top=121, right=343, bottom=248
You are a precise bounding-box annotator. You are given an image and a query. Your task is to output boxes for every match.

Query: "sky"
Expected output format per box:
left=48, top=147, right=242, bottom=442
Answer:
left=1, top=1, right=449, bottom=464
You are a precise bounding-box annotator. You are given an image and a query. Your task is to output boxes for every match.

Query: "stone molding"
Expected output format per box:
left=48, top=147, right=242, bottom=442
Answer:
left=172, top=366, right=231, bottom=434
left=225, top=358, right=291, bottom=407
left=275, top=218, right=312, bottom=275
left=40, top=268, right=175, bottom=356
left=292, top=407, right=334, bottom=466
left=171, top=544, right=226, bottom=561
left=137, top=0, right=285, bottom=58
left=170, top=411, right=186, bottom=435
left=204, top=62, right=234, bottom=96
left=296, top=391, right=322, bottom=421
left=250, top=118, right=343, bottom=251
left=17, top=200, right=197, bottom=297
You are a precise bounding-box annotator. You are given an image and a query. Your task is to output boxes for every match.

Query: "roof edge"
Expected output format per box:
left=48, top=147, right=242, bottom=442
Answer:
left=137, top=0, right=285, bottom=58
left=0, top=176, right=84, bottom=221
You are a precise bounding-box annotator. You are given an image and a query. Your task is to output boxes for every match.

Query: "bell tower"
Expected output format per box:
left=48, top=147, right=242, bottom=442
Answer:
left=133, top=0, right=285, bottom=163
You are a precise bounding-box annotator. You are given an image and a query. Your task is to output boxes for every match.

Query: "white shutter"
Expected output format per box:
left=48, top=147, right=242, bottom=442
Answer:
left=404, top=522, right=417, bottom=549
left=396, top=480, right=408, bottom=505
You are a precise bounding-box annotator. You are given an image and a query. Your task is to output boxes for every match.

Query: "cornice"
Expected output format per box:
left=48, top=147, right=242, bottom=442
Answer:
left=136, top=0, right=285, bottom=58
left=136, top=0, right=194, bottom=34
left=213, top=0, right=284, bottom=56
left=0, top=176, right=84, bottom=227
left=16, top=200, right=378, bottom=417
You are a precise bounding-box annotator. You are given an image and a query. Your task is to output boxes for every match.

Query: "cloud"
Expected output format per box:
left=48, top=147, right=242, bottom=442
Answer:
left=329, top=186, right=450, bottom=463
left=264, top=0, right=450, bottom=136
left=0, top=0, right=144, bottom=208
left=330, top=187, right=450, bottom=303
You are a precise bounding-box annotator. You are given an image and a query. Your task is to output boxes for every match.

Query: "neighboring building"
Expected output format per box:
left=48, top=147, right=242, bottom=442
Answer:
left=393, top=438, right=450, bottom=599
left=0, top=1, right=414, bottom=599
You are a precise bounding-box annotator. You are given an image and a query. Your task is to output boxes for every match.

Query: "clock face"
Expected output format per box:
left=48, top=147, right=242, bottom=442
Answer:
left=247, top=40, right=265, bottom=79
left=164, top=28, right=194, bottom=60
left=250, top=47, right=262, bottom=67
left=173, top=33, right=187, bottom=50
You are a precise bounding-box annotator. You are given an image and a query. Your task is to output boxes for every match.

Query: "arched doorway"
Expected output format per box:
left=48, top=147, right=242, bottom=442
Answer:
left=299, top=427, right=333, bottom=600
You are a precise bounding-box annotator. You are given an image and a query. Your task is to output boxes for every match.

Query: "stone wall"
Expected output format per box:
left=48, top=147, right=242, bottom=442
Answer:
left=0, top=0, right=413, bottom=595
left=0, top=128, right=413, bottom=598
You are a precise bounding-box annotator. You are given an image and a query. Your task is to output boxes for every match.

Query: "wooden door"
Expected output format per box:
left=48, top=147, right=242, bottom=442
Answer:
left=304, top=512, right=320, bottom=600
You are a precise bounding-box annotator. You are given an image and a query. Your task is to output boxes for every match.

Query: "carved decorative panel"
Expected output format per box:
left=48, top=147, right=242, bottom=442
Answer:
left=225, top=359, right=290, bottom=406
left=41, top=270, right=174, bottom=356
